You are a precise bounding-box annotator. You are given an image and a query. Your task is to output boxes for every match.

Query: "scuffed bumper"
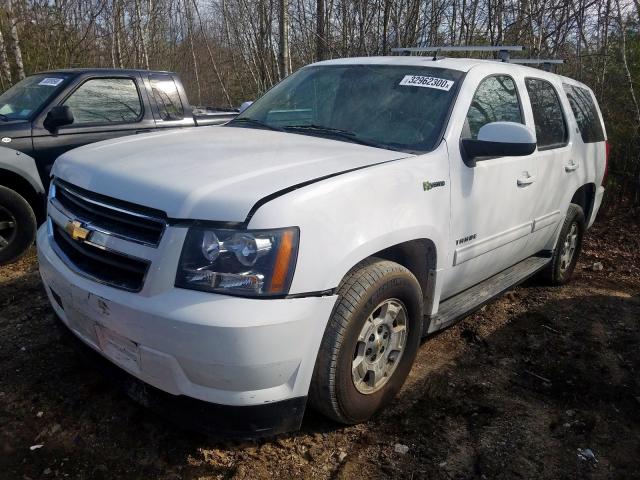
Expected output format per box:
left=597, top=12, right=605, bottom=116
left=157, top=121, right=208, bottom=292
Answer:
left=37, top=225, right=337, bottom=436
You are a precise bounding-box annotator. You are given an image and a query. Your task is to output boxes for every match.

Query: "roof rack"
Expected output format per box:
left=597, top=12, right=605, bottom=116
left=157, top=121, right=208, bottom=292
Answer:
left=509, top=58, right=565, bottom=71
left=391, top=45, right=525, bottom=61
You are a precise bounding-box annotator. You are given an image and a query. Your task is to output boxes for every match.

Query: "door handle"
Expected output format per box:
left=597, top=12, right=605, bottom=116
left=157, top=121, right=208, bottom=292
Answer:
left=565, top=161, right=579, bottom=172
left=517, top=173, right=536, bottom=186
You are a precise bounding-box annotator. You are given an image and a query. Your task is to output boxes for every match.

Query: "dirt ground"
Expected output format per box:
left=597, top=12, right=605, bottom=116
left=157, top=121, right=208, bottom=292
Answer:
left=1, top=210, right=639, bottom=480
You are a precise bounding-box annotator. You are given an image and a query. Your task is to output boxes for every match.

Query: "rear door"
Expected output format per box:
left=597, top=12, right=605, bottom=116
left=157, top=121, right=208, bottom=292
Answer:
left=442, top=67, right=540, bottom=298
left=522, top=77, right=577, bottom=253
left=32, top=73, right=155, bottom=185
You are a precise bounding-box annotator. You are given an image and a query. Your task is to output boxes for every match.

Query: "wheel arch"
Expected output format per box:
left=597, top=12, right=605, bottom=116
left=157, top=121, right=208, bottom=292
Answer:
left=371, top=238, right=437, bottom=301
left=0, top=168, right=45, bottom=222
left=570, top=183, right=596, bottom=222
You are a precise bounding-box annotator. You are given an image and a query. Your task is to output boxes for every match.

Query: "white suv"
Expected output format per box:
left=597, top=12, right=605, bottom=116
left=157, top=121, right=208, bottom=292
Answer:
left=37, top=56, right=607, bottom=437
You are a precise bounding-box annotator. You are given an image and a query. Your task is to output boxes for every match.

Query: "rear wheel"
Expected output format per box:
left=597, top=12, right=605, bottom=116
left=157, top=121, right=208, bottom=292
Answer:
left=309, top=258, right=423, bottom=424
left=0, top=186, right=37, bottom=265
left=541, top=203, right=585, bottom=285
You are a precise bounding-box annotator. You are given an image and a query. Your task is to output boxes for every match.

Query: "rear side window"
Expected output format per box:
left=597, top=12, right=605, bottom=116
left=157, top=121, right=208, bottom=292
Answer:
left=464, top=75, right=523, bottom=139
left=64, top=78, right=142, bottom=125
left=525, top=78, right=567, bottom=149
left=563, top=84, right=605, bottom=143
left=150, top=74, right=184, bottom=121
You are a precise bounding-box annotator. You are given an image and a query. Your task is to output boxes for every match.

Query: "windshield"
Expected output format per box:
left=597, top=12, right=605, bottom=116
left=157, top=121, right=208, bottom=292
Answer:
left=0, top=73, right=71, bottom=121
left=230, top=64, right=463, bottom=153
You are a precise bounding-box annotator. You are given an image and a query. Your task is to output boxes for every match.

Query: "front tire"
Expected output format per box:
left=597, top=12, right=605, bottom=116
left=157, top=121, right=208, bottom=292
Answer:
left=309, top=258, right=423, bottom=424
left=0, top=186, right=37, bottom=265
left=542, top=203, right=585, bottom=285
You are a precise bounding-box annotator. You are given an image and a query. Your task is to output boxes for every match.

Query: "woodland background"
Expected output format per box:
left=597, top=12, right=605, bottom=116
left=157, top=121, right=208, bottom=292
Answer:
left=0, top=0, right=638, bottom=208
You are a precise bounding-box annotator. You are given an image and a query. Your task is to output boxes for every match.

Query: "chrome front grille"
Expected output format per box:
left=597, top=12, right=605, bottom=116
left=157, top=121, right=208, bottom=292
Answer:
left=52, top=222, right=149, bottom=292
left=49, top=178, right=167, bottom=292
left=52, top=178, right=166, bottom=247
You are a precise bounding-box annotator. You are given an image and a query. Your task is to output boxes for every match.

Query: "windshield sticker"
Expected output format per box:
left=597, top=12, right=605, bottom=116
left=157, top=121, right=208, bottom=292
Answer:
left=38, top=77, right=64, bottom=87
left=399, top=75, right=454, bottom=91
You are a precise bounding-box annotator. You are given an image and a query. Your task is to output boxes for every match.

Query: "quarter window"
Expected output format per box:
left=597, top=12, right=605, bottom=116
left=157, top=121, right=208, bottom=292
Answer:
left=563, top=84, right=605, bottom=143
left=525, top=78, right=567, bottom=149
left=150, top=74, right=184, bottom=121
left=64, top=78, right=142, bottom=125
left=464, top=75, right=523, bottom=139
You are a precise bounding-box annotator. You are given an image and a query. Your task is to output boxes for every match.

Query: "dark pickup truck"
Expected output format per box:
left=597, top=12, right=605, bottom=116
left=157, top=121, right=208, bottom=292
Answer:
left=0, top=68, right=237, bottom=265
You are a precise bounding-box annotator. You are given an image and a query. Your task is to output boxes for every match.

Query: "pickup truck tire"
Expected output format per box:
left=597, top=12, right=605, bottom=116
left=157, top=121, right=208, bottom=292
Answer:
left=0, top=186, right=37, bottom=265
left=309, top=258, right=423, bottom=424
left=542, top=203, right=585, bottom=285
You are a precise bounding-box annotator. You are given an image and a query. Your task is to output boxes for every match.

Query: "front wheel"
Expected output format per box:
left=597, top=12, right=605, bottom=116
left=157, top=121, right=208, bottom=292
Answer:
left=541, top=203, right=585, bottom=285
left=0, top=186, right=37, bottom=265
left=309, top=258, right=423, bottom=424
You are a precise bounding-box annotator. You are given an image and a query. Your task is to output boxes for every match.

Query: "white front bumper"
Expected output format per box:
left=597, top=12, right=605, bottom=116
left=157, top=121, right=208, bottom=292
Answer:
left=37, top=225, right=337, bottom=407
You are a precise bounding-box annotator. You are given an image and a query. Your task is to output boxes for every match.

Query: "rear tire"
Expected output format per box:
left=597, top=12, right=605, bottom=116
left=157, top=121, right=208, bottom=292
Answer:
left=309, top=258, right=423, bottom=424
left=0, top=186, right=37, bottom=265
left=541, top=203, right=585, bottom=285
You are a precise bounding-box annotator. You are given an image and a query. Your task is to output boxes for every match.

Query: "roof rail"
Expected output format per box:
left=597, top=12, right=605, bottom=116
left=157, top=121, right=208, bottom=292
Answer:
left=391, top=45, right=525, bottom=61
left=509, top=58, right=565, bottom=71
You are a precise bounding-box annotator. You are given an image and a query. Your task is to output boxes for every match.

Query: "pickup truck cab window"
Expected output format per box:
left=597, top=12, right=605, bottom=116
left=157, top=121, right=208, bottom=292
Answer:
left=149, top=74, right=185, bottom=121
left=525, top=78, right=568, bottom=150
left=231, top=64, right=463, bottom=154
left=463, top=75, right=522, bottom=139
left=563, top=84, right=605, bottom=143
left=0, top=73, right=71, bottom=121
left=63, top=77, right=143, bottom=125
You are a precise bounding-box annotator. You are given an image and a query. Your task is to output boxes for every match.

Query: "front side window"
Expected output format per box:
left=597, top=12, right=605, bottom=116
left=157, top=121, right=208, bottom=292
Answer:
left=0, top=73, right=71, bottom=121
left=230, top=64, right=464, bottom=154
left=525, top=78, right=567, bottom=149
left=150, top=74, right=184, bottom=121
left=563, top=84, right=605, bottom=143
left=64, top=78, right=142, bottom=125
left=464, top=75, right=523, bottom=139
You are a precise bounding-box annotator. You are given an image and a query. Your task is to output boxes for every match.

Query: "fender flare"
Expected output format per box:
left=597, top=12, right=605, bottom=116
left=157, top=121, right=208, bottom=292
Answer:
left=0, top=146, right=45, bottom=194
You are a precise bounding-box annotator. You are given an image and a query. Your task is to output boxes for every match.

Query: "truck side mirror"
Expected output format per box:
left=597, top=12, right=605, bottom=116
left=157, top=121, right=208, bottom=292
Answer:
left=43, top=105, right=74, bottom=133
left=461, top=121, right=536, bottom=167
left=239, top=101, right=253, bottom=114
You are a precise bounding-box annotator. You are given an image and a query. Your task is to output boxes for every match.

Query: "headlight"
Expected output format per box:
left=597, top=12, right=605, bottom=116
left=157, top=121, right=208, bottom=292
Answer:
left=175, top=226, right=299, bottom=296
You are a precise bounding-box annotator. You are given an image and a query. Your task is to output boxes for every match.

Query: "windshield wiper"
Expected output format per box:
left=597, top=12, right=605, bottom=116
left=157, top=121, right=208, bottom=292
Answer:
left=228, top=117, right=284, bottom=131
left=283, top=124, right=385, bottom=149
left=0, top=113, right=8, bottom=122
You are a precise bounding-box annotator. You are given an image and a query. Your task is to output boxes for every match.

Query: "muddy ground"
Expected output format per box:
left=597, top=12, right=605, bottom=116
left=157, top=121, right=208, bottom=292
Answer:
left=1, top=210, right=639, bottom=480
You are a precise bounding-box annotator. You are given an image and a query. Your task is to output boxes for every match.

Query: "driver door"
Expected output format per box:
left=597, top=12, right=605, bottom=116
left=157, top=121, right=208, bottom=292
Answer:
left=441, top=71, right=539, bottom=298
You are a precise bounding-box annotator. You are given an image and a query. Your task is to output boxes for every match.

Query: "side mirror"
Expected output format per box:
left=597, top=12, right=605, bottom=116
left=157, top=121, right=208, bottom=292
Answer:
left=461, top=121, right=536, bottom=167
left=238, top=101, right=253, bottom=114
left=43, top=105, right=74, bottom=133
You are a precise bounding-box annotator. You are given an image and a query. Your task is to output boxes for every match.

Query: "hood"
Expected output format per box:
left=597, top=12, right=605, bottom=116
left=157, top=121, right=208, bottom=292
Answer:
left=53, top=126, right=409, bottom=222
left=0, top=119, right=31, bottom=139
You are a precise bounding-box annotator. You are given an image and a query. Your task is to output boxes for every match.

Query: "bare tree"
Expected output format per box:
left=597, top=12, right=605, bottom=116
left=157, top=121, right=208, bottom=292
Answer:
left=5, top=0, right=24, bottom=80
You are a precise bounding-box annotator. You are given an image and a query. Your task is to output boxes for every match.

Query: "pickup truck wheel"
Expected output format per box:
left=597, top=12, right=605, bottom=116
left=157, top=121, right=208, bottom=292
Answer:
left=542, top=203, right=585, bottom=285
left=0, top=186, right=37, bottom=265
left=309, top=258, right=423, bottom=424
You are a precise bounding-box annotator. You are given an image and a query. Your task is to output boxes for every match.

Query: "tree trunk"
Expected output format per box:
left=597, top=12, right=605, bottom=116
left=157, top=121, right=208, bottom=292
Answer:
left=0, top=24, right=12, bottom=85
left=316, top=0, right=326, bottom=60
left=6, top=0, right=25, bottom=80
left=279, top=0, right=290, bottom=79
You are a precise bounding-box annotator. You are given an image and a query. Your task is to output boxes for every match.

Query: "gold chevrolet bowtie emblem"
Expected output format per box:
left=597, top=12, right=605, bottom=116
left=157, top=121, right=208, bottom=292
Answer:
left=65, top=220, right=90, bottom=241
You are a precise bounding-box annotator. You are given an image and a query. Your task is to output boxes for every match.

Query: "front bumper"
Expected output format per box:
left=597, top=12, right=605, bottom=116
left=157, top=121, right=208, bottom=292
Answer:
left=37, top=226, right=338, bottom=435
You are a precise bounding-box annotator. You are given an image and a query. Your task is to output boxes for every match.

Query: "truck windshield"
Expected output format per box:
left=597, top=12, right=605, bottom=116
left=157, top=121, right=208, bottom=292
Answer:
left=230, top=64, right=463, bottom=153
left=0, top=73, right=71, bottom=121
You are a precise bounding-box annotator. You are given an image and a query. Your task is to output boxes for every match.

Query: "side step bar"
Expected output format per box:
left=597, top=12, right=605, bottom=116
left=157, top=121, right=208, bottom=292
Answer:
left=424, top=255, right=551, bottom=335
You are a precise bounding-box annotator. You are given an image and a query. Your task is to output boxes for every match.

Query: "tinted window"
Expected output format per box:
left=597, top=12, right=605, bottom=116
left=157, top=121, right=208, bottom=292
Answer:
left=464, top=75, right=522, bottom=139
left=563, top=84, right=605, bottom=143
left=64, top=78, right=142, bottom=124
left=525, top=78, right=567, bottom=149
left=232, top=64, right=463, bottom=154
left=150, top=74, right=184, bottom=121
